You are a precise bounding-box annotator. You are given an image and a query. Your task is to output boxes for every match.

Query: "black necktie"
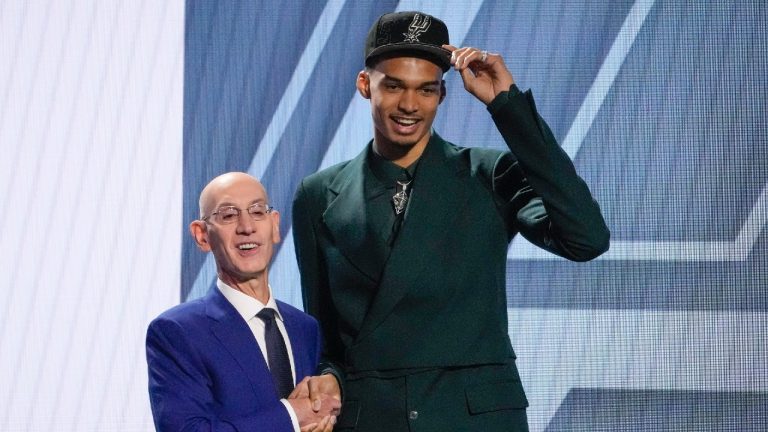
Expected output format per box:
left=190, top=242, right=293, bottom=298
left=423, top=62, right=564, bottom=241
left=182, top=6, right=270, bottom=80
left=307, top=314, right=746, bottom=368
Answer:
left=256, top=308, right=294, bottom=398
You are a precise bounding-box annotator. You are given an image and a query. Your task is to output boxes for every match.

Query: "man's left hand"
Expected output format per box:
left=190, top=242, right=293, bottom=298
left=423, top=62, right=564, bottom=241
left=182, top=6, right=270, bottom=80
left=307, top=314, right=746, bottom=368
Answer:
left=443, top=44, right=515, bottom=105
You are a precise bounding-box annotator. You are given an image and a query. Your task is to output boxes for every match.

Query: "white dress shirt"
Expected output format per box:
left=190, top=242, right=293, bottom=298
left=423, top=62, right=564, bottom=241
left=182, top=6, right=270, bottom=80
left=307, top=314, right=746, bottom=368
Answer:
left=217, top=279, right=300, bottom=431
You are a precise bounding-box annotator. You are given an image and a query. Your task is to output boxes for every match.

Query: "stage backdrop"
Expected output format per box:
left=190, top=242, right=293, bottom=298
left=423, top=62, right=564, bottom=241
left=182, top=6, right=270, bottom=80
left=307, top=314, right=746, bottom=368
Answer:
left=0, top=1, right=185, bottom=431
left=1, top=1, right=766, bottom=431
left=182, top=1, right=768, bottom=431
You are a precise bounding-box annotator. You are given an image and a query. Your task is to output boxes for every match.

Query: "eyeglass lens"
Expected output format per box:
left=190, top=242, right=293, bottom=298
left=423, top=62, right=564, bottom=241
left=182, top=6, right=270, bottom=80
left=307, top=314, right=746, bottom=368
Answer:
left=214, top=204, right=270, bottom=224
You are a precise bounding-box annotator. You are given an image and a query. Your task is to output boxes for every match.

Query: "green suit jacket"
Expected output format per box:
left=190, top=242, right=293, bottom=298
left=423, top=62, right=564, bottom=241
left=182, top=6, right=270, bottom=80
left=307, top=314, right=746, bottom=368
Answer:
left=292, top=88, right=609, bottom=431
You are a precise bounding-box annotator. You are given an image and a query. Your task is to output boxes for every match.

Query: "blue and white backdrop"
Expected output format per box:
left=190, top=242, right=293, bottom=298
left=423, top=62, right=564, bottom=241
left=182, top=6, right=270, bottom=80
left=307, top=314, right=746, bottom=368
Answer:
left=1, top=1, right=766, bottom=430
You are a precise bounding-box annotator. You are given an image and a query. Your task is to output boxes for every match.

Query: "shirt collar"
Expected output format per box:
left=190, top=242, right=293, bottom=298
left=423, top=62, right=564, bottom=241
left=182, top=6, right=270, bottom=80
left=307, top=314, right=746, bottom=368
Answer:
left=217, top=279, right=283, bottom=322
left=368, top=143, right=420, bottom=186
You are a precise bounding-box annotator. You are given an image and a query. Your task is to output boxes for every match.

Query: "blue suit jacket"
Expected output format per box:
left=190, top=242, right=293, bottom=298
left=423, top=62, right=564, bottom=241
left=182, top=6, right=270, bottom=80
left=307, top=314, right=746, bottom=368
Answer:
left=146, top=287, right=321, bottom=431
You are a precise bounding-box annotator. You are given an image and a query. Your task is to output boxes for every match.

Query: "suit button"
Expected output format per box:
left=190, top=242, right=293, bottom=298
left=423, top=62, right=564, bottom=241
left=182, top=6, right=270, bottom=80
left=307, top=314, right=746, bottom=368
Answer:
left=409, top=410, right=418, bottom=420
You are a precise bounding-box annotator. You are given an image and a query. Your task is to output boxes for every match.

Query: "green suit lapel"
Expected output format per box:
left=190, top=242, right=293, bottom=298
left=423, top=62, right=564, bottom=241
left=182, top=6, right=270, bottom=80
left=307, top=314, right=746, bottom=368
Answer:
left=322, top=144, right=388, bottom=283
left=355, top=134, right=471, bottom=343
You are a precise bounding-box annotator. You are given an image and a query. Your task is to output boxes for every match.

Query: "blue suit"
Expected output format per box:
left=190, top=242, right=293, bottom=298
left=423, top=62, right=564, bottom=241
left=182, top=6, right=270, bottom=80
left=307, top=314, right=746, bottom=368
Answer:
left=146, top=287, right=322, bottom=432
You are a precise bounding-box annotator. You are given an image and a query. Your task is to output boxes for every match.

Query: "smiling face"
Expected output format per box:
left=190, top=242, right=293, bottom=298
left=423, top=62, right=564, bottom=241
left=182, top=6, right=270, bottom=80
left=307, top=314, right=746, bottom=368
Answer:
left=190, top=173, right=280, bottom=286
left=358, top=56, right=445, bottom=165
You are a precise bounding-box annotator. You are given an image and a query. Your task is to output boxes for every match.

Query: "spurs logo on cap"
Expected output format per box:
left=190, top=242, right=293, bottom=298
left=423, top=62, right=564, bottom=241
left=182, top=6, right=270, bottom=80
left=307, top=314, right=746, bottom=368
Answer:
left=403, top=13, right=430, bottom=43
left=365, top=11, right=451, bottom=71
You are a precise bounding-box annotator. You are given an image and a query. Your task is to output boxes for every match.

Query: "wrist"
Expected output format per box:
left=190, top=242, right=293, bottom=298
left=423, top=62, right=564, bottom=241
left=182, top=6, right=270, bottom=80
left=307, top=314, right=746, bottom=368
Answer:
left=486, top=84, right=522, bottom=113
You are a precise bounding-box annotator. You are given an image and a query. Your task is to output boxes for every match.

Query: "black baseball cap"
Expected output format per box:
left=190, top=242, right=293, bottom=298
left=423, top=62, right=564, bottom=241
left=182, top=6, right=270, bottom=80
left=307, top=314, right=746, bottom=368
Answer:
left=364, top=11, right=451, bottom=72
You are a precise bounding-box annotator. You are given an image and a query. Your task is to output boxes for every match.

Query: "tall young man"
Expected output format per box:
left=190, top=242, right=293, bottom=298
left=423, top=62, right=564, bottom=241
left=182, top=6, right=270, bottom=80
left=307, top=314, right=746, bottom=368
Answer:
left=292, top=12, right=609, bottom=431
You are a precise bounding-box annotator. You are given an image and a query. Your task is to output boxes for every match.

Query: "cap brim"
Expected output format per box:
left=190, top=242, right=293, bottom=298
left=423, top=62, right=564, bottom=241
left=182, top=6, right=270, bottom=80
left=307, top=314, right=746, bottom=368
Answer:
left=366, top=43, right=452, bottom=72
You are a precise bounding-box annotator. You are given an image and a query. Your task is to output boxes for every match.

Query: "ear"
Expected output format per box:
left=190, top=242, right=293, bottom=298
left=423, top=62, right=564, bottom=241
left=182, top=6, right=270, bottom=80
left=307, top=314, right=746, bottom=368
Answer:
left=270, top=210, right=281, bottom=244
left=439, top=79, right=446, bottom=104
left=189, top=220, right=211, bottom=252
left=356, top=70, right=371, bottom=99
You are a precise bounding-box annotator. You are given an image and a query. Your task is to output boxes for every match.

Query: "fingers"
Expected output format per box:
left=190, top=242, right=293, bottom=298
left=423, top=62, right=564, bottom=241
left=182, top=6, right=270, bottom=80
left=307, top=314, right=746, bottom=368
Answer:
left=308, top=374, right=342, bottom=412
left=312, top=393, right=342, bottom=415
left=442, top=44, right=491, bottom=70
left=318, top=415, right=336, bottom=432
left=322, top=418, right=336, bottom=432
left=453, top=48, right=483, bottom=70
left=321, top=416, right=336, bottom=432
left=289, top=376, right=311, bottom=399
left=441, top=43, right=514, bottom=104
left=300, top=415, right=336, bottom=432
left=308, top=377, right=323, bottom=411
left=294, top=374, right=343, bottom=416
left=324, top=397, right=342, bottom=416
left=457, top=66, right=476, bottom=86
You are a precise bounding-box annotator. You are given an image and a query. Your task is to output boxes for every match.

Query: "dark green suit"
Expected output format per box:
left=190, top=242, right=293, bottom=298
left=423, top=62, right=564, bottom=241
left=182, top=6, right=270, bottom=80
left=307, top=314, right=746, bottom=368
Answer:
left=292, top=87, right=609, bottom=431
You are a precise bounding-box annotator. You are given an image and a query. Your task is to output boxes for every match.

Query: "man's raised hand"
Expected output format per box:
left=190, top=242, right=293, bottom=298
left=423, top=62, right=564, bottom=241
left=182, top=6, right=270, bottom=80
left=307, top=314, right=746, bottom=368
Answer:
left=443, top=44, right=515, bottom=105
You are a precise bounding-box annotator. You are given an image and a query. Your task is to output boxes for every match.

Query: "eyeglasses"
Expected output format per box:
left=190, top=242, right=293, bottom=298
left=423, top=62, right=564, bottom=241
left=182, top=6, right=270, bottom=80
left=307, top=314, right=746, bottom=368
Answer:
left=202, top=203, right=275, bottom=225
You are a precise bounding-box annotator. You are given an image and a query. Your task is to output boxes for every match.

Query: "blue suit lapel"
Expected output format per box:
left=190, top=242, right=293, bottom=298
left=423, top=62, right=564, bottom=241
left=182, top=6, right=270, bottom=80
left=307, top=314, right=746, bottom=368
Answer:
left=204, top=288, right=281, bottom=397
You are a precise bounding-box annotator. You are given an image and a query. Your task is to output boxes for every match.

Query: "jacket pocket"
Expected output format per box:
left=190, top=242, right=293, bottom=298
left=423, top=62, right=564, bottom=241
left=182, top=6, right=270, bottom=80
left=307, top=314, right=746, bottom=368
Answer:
left=465, top=379, right=529, bottom=414
left=335, top=399, right=360, bottom=429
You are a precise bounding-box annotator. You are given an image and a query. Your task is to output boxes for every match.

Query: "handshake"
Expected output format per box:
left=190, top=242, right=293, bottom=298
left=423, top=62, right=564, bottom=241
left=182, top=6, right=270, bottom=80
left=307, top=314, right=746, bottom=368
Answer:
left=287, top=375, right=342, bottom=432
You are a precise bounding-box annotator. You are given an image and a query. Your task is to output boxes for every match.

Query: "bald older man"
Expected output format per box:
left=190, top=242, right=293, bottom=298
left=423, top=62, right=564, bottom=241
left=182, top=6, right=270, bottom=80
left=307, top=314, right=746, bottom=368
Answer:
left=146, top=172, right=340, bottom=432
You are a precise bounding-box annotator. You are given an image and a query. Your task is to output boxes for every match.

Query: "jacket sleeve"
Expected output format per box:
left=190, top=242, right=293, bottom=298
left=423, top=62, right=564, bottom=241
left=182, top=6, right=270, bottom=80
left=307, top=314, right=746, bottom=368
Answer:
left=146, top=318, right=294, bottom=432
left=291, top=180, right=346, bottom=396
left=489, top=85, right=610, bottom=261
